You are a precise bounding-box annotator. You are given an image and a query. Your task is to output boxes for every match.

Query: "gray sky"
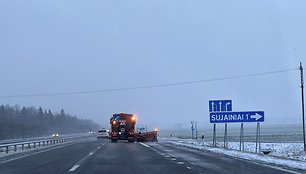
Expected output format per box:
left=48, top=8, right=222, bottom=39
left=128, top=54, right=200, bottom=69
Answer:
left=0, top=0, right=306, bottom=130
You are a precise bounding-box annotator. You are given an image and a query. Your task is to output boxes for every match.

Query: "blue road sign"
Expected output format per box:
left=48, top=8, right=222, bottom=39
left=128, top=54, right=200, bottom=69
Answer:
left=210, top=111, right=264, bottom=123
left=138, top=127, right=146, bottom=131
left=209, top=100, right=232, bottom=112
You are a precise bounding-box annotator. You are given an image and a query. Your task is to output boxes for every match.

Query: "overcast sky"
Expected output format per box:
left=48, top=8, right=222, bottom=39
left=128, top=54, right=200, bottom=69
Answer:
left=0, top=0, right=306, bottom=130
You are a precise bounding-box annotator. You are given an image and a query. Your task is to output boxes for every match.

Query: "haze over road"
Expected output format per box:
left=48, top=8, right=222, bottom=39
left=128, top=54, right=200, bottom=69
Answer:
left=0, top=1, right=306, bottom=129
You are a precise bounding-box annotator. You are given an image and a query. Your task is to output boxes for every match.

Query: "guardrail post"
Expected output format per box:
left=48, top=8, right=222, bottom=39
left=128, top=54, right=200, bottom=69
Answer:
left=14, top=145, right=17, bottom=151
left=6, top=146, right=9, bottom=153
left=43, top=141, right=45, bottom=146
left=34, top=142, right=36, bottom=148
left=22, top=144, right=24, bottom=150
left=28, top=143, right=30, bottom=149
left=39, top=142, right=41, bottom=147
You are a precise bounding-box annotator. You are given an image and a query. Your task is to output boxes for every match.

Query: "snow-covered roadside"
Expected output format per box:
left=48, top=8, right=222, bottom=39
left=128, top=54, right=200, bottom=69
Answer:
left=162, top=138, right=306, bottom=170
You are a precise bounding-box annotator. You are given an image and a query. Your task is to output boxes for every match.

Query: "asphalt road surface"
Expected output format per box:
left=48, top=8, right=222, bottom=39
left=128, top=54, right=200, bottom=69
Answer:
left=0, top=137, right=304, bottom=174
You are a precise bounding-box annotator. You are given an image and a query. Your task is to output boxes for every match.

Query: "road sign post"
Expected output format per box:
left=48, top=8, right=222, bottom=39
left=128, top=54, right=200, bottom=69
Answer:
left=213, top=124, right=216, bottom=147
left=209, top=100, right=264, bottom=150
left=224, top=123, right=228, bottom=149
left=255, top=122, right=261, bottom=153
left=209, top=100, right=232, bottom=148
left=240, top=123, right=244, bottom=151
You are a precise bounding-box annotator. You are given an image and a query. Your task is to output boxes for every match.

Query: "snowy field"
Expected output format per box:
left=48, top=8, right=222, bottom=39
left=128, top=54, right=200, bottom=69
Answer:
left=161, top=137, right=306, bottom=170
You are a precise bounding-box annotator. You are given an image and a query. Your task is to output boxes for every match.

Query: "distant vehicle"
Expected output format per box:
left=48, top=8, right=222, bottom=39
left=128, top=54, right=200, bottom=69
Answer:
left=110, top=113, right=136, bottom=143
left=52, top=133, right=59, bottom=138
left=89, top=131, right=95, bottom=135
left=97, top=129, right=108, bottom=139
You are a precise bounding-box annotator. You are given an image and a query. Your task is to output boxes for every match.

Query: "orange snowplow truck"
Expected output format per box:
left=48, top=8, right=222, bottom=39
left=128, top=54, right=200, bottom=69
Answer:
left=136, top=128, right=158, bottom=142
left=110, top=113, right=136, bottom=143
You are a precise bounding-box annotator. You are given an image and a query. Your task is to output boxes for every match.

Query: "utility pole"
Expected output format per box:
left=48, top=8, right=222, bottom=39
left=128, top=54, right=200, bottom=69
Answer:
left=191, top=121, right=194, bottom=139
left=300, top=62, right=306, bottom=151
left=195, top=122, right=198, bottom=139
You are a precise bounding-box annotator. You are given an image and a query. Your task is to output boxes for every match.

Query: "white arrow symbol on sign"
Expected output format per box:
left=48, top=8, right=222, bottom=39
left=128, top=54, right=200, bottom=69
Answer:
left=250, top=113, right=262, bottom=121
left=226, top=102, right=231, bottom=111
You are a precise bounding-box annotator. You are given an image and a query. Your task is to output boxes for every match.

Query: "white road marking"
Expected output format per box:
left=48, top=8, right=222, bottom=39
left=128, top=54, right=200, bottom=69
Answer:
left=69, top=165, right=80, bottom=172
left=67, top=145, right=103, bottom=172
left=187, top=167, right=191, bottom=169
left=139, top=142, right=150, bottom=148
left=177, top=162, right=184, bottom=165
left=171, top=158, right=177, bottom=161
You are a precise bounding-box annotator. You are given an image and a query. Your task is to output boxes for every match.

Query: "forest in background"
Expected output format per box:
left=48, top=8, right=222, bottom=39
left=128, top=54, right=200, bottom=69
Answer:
left=0, top=104, right=100, bottom=140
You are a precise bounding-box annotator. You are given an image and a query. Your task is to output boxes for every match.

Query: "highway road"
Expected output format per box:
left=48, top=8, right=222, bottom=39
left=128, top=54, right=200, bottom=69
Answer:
left=0, top=137, right=304, bottom=174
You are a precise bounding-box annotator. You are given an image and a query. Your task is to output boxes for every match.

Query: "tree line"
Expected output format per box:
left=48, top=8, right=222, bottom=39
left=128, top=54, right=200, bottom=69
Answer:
left=0, top=104, right=100, bottom=140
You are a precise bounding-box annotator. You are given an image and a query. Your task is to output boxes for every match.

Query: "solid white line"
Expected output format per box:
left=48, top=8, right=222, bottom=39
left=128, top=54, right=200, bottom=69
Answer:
left=69, top=165, right=80, bottom=172
left=139, top=142, right=150, bottom=148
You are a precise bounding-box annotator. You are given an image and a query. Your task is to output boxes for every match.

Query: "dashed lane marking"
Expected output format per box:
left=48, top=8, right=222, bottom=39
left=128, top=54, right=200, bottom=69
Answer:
left=139, top=142, right=150, bottom=148
left=68, top=146, right=103, bottom=172
left=187, top=167, right=191, bottom=169
left=171, top=158, right=177, bottom=161
left=177, top=162, right=184, bottom=165
left=69, top=165, right=80, bottom=172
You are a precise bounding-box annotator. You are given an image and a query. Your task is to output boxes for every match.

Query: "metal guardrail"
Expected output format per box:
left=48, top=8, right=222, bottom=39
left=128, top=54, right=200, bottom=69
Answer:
left=0, top=134, right=92, bottom=154
left=0, top=138, right=65, bottom=154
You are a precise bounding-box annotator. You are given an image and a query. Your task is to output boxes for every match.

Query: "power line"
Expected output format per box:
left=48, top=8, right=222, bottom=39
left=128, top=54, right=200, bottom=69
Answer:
left=0, top=67, right=299, bottom=98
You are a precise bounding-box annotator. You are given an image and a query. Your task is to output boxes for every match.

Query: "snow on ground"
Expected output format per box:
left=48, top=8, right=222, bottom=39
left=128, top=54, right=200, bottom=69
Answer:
left=161, top=137, right=306, bottom=170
